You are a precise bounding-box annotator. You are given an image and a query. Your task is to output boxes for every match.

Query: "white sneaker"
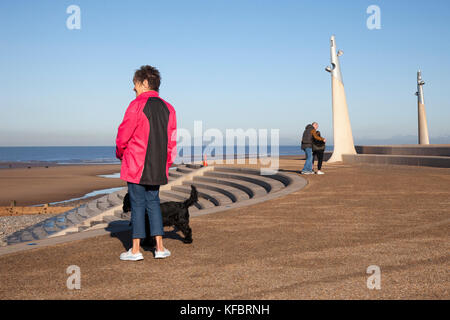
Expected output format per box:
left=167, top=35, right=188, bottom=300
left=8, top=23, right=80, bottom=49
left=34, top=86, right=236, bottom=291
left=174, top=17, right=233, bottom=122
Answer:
left=301, top=171, right=314, bottom=175
left=120, top=248, right=143, bottom=261
left=316, top=170, right=325, bottom=175
left=154, top=248, right=171, bottom=259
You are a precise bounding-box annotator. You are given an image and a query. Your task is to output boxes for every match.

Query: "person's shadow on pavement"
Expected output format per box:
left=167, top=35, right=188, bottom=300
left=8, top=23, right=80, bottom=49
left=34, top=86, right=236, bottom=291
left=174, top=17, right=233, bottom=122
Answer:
left=106, top=217, right=187, bottom=252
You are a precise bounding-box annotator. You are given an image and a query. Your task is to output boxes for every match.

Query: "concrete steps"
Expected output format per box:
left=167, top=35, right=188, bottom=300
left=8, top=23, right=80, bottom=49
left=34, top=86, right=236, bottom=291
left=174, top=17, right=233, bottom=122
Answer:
left=159, top=190, right=205, bottom=211
left=5, top=164, right=306, bottom=245
left=172, top=185, right=232, bottom=206
left=204, top=170, right=285, bottom=193
left=345, top=145, right=450, bottom=168
left=355, top=145, right=450, bottom=157
left=175, top=166, right=195, bottom=174
left=192, top=175, right=264, bottom=198
left=343, top=153, right=450, bottom=168
left=182, top=181, right=250, bottom=202
left=160, top=189, right=206, bottom=209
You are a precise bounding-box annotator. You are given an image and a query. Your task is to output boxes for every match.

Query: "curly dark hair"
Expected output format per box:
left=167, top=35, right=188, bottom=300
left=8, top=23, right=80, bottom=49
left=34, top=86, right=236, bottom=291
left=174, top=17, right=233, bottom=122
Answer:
left=133, top=65, right=161, bottom=92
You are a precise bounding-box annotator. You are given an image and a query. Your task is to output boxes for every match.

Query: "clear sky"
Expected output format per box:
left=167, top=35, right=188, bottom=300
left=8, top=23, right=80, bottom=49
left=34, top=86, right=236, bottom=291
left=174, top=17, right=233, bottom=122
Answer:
left=1, top=0, right=449, bottom=146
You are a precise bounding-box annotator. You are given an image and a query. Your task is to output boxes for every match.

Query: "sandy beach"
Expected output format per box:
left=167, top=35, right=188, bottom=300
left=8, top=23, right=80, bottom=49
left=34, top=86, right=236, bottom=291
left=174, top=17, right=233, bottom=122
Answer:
left=0, top=157, right=448, bottom=299
left=0, top=163, right=126, bottom=246
left=0, top=164, right=125, bottom=206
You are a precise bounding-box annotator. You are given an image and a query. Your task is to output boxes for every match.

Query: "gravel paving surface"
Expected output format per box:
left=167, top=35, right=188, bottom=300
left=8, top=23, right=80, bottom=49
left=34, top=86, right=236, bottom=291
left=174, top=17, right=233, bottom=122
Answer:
left=0, top=159, right=449, bottom=299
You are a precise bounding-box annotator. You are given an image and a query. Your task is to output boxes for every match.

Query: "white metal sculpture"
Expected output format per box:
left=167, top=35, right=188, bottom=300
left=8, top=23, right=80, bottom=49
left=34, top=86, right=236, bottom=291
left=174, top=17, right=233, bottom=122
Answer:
left=415, top=70, right=430, bottom=145
left=325, top=35, right=357, bottom=162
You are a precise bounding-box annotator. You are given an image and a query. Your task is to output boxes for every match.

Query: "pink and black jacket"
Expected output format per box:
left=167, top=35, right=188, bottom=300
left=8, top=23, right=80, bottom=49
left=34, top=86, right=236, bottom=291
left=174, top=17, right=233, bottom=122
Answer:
left=115, top=91, right=177, bottom=185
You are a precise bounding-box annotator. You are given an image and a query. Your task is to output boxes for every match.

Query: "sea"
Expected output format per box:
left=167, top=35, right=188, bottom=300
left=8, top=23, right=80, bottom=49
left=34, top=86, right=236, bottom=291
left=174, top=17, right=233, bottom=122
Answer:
left=0, top=145, right=334, bottom=165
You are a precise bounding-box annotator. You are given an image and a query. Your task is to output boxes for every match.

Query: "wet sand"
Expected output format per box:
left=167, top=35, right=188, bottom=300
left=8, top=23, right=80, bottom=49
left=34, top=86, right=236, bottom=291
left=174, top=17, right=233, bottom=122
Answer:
left=0, top=164, right=125, bottom=206
left=0, top=158, right=448, bottom=299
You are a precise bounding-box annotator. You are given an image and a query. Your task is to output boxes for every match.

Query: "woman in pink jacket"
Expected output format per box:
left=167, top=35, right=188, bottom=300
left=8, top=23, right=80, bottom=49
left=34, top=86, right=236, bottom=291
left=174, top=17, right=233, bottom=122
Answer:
left=116, top=65, right=177, bottom=261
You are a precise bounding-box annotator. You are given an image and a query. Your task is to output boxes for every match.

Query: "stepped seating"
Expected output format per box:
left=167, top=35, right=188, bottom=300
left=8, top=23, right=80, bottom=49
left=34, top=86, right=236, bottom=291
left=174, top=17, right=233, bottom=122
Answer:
left=344, top=145, right=450, bottom=168
left=172, top=184, right=233, bottom=206
left=183, top=180, right=250, bottom=202
left=355, top=145, right=450, bottom=156
left=5, top=164, right=306, bottom=245
left=160, top=189, right=213, bottom=210
left=193, top=175, right=265, bottom=198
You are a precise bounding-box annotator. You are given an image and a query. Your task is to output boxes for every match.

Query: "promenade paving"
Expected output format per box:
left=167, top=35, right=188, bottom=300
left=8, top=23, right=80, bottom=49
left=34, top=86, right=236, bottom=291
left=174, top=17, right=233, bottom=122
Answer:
left=0, top=158, right=448, bottom=299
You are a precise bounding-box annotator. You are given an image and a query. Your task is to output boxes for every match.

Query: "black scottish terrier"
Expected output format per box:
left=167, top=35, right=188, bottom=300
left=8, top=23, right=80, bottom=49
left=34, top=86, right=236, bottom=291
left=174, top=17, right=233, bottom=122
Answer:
left=123, top=185, right=198, bottom=245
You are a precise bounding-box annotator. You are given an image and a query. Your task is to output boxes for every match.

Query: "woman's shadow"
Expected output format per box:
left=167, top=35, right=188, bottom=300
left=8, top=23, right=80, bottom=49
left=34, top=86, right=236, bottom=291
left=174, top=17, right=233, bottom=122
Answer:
left=105, top=215, right=186, bottom=252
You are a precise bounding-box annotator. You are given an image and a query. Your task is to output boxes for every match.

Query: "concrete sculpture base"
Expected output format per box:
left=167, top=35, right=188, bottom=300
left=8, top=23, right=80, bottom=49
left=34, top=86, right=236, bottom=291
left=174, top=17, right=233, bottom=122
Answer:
left=418, top=102, right=430, bottom=145
left=328, top=76, right=357, bottom=163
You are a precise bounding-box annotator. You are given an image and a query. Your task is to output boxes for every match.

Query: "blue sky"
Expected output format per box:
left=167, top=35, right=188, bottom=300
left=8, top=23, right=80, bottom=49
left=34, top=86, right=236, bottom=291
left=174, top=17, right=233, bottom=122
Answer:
left=0, top=0, right=449, bottom=146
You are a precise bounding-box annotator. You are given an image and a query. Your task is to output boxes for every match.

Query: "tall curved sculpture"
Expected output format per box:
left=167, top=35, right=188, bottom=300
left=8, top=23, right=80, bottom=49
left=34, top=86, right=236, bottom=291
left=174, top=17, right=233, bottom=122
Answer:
left=416, top=70, right=430, bottom=145
left=325, top=35, right=357, bottom=163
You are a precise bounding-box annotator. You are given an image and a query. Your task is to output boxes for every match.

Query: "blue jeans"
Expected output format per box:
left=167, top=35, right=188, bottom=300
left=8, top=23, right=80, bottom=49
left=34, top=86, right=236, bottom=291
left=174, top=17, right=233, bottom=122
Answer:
left=127, top=182, right=164, bottom=239
left=302, top=147, right=313, bottom=172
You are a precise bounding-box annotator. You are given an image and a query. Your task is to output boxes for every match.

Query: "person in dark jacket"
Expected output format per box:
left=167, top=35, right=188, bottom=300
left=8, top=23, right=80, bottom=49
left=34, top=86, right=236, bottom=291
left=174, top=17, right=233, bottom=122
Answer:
left=312, top=130, right=326, bottom=175
left=301, top=122, right=326, bottom=174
